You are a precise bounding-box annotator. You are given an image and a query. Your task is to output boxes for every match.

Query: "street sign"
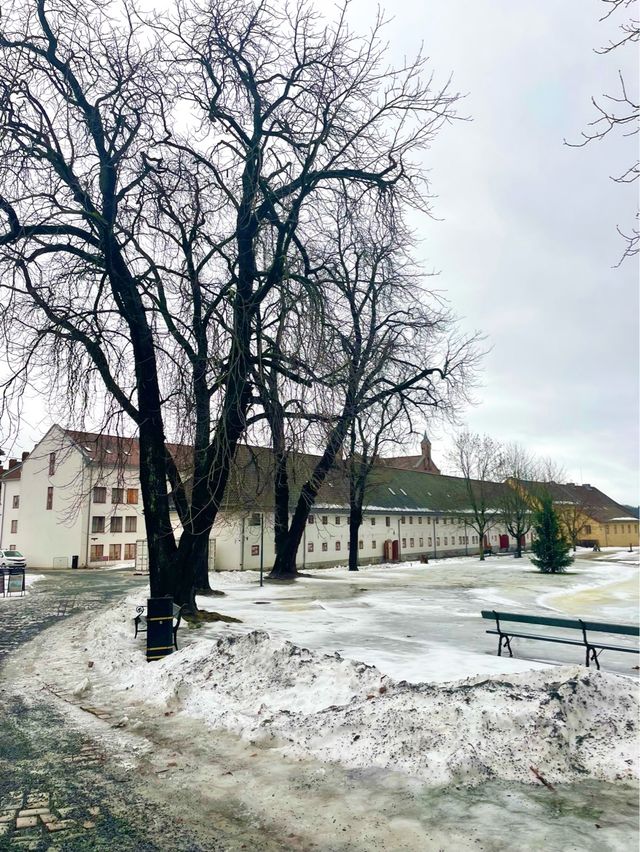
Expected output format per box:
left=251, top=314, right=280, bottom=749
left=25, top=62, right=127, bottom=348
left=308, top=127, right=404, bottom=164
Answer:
left=7, top=570, right=25, bottom=596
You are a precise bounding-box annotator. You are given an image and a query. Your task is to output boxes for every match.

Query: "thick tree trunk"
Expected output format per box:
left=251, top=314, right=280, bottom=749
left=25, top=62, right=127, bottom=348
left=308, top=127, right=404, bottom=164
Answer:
left=175, top=530, right=211, bottom=608
left=269, top=418, right=350, bottom=580
left=273, top=449, right=290, bottom=562
left=348, top=507, right=362, bottom=571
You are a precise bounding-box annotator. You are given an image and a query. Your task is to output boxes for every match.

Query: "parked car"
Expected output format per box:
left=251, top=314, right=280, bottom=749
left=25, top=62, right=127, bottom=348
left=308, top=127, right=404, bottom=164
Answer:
left=0, top=549, right=27, bottom=570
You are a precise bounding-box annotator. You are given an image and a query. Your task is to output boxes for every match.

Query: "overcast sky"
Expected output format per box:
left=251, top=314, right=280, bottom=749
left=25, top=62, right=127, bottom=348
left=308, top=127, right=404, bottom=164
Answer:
left=3, top=0, right=638, bottom=504
left=341, top=0, right=638, bottom=504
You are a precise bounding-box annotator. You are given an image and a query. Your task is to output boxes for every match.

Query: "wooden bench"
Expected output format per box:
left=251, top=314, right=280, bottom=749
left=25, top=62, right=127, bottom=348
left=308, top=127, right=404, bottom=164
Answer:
left=134, top=603, right=183, bottom=651
left=481, top=610, right=640, bottom=670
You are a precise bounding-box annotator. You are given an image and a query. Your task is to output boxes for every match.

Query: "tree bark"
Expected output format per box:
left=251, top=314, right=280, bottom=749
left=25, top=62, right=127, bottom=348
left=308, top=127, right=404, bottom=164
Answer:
left=348, top=507, right=362, bottom=571
left=269, top=418, right=350, bottom=579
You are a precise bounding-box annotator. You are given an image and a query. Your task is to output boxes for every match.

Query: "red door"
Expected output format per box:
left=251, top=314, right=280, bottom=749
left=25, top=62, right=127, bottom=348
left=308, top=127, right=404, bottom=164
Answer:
left=391, top=540, right=399, bottom=561
left=483, top=535, right=490, bottom=549
left=499, top=534, right=509, bottom=550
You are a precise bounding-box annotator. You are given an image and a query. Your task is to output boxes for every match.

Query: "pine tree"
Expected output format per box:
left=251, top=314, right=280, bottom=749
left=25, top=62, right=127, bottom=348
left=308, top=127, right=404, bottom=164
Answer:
left=530, top=495, right=573, bottom=573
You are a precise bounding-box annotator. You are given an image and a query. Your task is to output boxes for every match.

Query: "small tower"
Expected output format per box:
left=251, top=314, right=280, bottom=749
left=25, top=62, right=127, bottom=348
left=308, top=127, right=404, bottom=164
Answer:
left=420, top=431, right=440, bottom=474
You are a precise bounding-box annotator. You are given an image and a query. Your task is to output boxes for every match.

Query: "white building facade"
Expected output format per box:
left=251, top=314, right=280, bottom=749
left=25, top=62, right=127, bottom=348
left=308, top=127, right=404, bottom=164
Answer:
left=0, top=425, right=534, bottom=571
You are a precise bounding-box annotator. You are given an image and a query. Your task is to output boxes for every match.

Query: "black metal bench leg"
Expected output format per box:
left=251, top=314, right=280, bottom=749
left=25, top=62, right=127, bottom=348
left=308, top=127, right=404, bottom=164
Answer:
left=586, top=646, right=600, bottom=670
left=498, top=635, right=513, bottom=658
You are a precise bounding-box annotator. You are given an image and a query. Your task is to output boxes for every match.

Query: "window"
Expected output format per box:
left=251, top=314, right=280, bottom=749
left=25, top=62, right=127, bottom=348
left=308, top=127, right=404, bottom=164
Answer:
left=435, top=517, right=439, bottom=524
left=322, top=516, right=328, bottom=525
left=614, top=525, right=618, bottom=534
left=125, top=516, right=137, bottom=533
left=409, top=516, right=413, bottom=525
left=459, top=536, right=463, bottom=545
left=359, top=540, right=364, bottom=550
left=444, top=537, right=448, bottom=546
left=251, top=544, right=260, bottom=556
left=124, top=543, right=137, bottom=560
left=402, top=538, right=406, bottom=548
left=12, top=495, right=19, bottom=509
left=385, top=516, right=391, bottom=527
left=307, top=542, right=314, bottom=553
left=109, top=543, right=122, bottom=561
left=443, top=517, right=447, bottom=525
left=428, top=537, right=432, bottom=546
left=10, top=520, right=18, bottom=534
left=410, top=538, right=414, bottom=547
left=628, top=525, right=632, bottom=534
left=48, top=452, right=56, bottom=476
left=419, top=538, right=424, bottom=547
left=91, top=516, right=105, bottom=533
left=308, top=515, right=315, bottom=525
left=248, top=512, right=261, bottom=527
left=110, top=516, right=123, bottom=533
left=126, top=488, right=139, bottom=504
left=112, top=488, right=124, bottom=504
left=90, top=544, right=104, bottom=561
left=46, top=487, right=53, bottom=510
left=605, top=525, right=610, bottom=534
left=93, top=486, right=106, bottom=503
left=371, top=517, right=376, bottom=526
left=418, top=516, right=422, bottom=525
left=322, top=542, right=328, bottom=552
left=372, top=540, right=377, bottom=549
left=335, top=516, right=341, bottom=525
left=436, top=538, right=440, bottom=546
left=401, top=516, right=406, bottom=524
left=335, top=541, right=341, bottom=551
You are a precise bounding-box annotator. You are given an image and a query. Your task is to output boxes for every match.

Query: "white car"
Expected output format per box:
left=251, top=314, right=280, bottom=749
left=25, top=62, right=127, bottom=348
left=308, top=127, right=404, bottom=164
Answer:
left=0, top=549, right=27, bottom=570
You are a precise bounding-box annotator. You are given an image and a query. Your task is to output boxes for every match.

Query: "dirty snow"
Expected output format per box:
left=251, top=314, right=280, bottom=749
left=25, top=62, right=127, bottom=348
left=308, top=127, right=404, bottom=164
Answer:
left=14, top=578, right=639, bottom=790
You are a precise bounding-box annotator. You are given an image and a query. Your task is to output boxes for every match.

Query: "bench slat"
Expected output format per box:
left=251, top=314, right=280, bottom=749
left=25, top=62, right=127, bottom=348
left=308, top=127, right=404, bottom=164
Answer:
left=485, top=629, right=586, bottom=647
left=481, top=610, right=639, bottom=637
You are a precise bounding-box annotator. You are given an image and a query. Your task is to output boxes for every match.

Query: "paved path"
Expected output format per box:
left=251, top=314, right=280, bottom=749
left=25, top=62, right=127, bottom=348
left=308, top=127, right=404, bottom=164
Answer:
left=0, top=569, right=211, bottom=851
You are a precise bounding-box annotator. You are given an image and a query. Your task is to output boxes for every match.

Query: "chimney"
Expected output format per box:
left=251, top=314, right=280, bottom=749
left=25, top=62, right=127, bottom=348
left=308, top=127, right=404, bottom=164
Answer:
left=21, top=451, right=29, bottom=462
left=8, top=458, right=18, bottom=469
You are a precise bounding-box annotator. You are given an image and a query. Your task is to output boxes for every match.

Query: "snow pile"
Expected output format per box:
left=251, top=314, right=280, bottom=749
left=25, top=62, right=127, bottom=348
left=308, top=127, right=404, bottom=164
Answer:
left=23, top=594, right=639, bottom=789
left=129, top=632, right=639, bottom=786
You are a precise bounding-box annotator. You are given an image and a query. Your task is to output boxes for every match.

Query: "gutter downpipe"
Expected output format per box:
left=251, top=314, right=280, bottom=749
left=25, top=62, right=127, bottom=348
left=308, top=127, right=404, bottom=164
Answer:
left=240, top=516, right=245, bottom=571
left=84, top=463, right=93, bottom=568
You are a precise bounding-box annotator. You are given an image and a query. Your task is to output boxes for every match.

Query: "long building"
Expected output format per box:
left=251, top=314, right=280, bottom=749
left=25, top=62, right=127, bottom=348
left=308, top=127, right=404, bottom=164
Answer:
left=0, top=425, right=637, bottom=570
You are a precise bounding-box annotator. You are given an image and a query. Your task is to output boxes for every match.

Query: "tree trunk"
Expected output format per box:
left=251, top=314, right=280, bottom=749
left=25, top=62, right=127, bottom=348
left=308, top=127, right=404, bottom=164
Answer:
left=175, top=530, right=211, bottom=607
left=269, top=418, right=350, bottom=580
left=348, top=507, right=362, bottom=571
left=273, top=449, right=290, bottom=562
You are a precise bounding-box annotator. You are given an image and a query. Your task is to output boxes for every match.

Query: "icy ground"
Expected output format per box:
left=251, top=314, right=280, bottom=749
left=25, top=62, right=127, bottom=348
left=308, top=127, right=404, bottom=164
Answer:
left=7, top=550, right=639, bottom=850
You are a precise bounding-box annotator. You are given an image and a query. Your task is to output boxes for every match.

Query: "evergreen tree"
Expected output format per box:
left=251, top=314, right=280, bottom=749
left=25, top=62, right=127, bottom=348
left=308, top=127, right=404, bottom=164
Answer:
left=530, top=495, right=573, bottom=573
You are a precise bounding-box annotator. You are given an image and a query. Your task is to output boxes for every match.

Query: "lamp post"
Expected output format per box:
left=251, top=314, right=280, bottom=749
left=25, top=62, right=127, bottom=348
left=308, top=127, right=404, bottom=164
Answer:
left=259, top=512, right=265, bottom=587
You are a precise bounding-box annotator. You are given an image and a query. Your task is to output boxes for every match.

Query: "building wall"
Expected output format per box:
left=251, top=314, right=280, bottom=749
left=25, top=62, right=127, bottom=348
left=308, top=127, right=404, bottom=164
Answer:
left=210, top=509, right=528, bottom=571
left=585, top=519, right=639, bottom=548
left=15, top=428, right=88, bottom=568
left=0, top=477, right=22, bottom=551
left=1, top=426, right=147, bottom=569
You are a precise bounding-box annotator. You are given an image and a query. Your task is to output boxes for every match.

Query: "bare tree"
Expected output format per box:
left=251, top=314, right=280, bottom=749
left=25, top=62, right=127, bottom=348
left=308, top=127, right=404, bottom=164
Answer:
left=266, top=205, right=477, bottom=579
left=555, top=495, right=593, bottom=552
left=450, top=430, right=502, bottom=561
left=497, top=442, right=537, bottom=558
left=345, top=400, right=414, bottom=573
left=567, top=0, right=639, bottom=264
left=0, top=0, right=462, bottom=607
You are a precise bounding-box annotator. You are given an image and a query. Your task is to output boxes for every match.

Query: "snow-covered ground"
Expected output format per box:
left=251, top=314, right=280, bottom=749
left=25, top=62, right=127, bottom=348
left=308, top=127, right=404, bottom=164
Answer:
left=10, top=552, right=639, bottom=790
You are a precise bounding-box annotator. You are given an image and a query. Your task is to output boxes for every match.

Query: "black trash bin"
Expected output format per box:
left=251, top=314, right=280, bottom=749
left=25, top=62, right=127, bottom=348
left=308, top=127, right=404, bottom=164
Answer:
left=71, top=555, right=79, bottom=570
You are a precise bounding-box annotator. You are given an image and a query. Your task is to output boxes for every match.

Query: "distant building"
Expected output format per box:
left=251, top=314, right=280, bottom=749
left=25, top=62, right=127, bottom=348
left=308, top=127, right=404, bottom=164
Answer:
left=380, top=431, right=441, bottom=474
left=0, top=427, right=636, bottom=569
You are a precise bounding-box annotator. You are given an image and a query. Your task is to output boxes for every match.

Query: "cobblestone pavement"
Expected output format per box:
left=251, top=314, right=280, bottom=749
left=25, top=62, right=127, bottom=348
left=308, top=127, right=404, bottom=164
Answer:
left=0, top=570, right=211, bottom=851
